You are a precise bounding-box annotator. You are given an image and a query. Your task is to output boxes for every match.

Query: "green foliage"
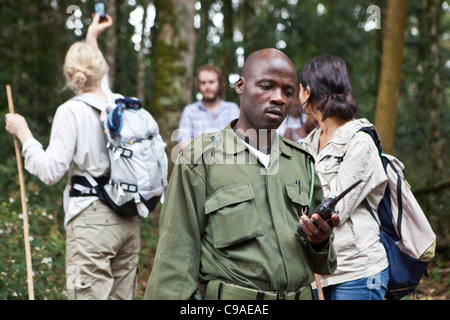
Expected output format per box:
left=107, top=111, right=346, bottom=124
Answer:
left=135, top=205, right=161, bottom=299
left=0, top=158, right=66, bottom=299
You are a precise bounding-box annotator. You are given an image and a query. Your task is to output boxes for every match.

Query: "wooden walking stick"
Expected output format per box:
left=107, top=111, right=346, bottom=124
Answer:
left=314, top=273, right=324, bottom=300
left=6, top=84, right=35, bottom=300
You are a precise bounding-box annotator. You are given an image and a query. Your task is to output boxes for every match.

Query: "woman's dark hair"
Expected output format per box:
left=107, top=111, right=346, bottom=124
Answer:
left=299, top=55, right=356, bottom=121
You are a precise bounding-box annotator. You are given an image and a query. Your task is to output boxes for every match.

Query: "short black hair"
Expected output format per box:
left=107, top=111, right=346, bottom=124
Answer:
left=299, top=55, right=356, bottom=121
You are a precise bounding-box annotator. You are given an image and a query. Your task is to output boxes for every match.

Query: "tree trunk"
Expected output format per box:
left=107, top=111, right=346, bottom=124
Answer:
left=425, top=0, right=444, bottom=180
left=221, top=0, right=235, bottom=100
left=374, top=0, right=408, bottom=154
left=178, top=0, right=196, bottom=106
left=151, top=0, right=196, bottom=116
left=105, top=0, right=117, bottom=91
left=242, top=0, right=256, bottom=59
left=195, top=0, right=213, bottom=65
left=137, top=0, right=150, bottom=106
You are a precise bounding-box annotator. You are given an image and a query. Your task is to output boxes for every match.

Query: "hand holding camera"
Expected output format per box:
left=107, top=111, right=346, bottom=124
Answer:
left=87, top=4, right=113, bottom=47
left=94, top=1, right=108, bottom=22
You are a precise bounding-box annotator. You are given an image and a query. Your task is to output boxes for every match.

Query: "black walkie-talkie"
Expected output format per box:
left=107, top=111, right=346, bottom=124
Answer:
left=297, top=179, right=363, bottom=237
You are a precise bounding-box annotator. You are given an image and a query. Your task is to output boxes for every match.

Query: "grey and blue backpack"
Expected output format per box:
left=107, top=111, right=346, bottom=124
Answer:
left=70, top=93, right=168, bottom=218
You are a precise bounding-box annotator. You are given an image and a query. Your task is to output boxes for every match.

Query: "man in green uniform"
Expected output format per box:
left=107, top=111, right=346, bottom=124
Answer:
left=144, top=48, right=339, bottom=300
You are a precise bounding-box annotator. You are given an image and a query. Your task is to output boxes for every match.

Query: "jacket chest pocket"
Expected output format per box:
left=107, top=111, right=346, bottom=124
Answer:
left=315, top=155, right=342, bottom=194
left=285, top=183, right=311, bottom=219
left=205, top=183, right=264, bottom=249
left=316, top=155, right=342, bottom=174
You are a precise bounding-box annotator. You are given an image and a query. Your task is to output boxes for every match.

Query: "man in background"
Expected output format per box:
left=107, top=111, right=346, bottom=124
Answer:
left=177, top=64, right=240, bottom=149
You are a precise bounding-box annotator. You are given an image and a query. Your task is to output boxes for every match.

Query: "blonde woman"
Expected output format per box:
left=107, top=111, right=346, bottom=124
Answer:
left=5, top=14, right=140, bottom=300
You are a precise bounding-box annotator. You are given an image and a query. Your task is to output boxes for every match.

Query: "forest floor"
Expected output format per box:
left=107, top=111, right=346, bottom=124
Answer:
left=408, top=259, right=450, bottom=300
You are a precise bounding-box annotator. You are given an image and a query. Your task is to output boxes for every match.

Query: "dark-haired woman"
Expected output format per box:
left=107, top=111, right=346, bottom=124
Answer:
left=298, top=55, right=389, bottom=300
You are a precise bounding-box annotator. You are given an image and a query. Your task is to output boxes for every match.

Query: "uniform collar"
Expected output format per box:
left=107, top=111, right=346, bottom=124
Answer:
left=221, top=120, right=293, bottom=157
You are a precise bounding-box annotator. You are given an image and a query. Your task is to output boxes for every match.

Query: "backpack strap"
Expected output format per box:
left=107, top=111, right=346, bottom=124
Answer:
left=384, top=156, right=404, bottom=238
left=345, top=126, right=384, bottom=227
left=72, top=93, right=109, bottom=112
left=357, top=126, right=383, bottom=156
left=69, top=174, right=109, bottom=197
left=106, top=141, right=133, bottom=158
left=362, top=198, right=381, bottom=228
left=358, top=127, right=404, bottom=239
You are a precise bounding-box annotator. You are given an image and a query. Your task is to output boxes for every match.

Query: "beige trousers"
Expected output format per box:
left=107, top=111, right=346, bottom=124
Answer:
left=65, top=200, right=140, bottom=300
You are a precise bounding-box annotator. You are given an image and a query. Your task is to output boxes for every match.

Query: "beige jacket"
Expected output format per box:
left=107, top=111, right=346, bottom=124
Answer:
left=299, top=118, right=388, bottom=287
left=21, top=94, right=120, bottom=225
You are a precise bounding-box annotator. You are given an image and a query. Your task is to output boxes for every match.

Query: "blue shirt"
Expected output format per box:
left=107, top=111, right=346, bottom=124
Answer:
left=177, top=100, right=240, bottom=144
left=277, top=113, right=307, bottom=137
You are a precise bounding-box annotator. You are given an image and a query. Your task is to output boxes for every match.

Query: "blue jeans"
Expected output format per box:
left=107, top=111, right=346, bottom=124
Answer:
left=314, top=267, right=389, bottom=300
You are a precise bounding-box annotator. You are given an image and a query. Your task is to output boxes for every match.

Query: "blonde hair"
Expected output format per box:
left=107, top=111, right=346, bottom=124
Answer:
left=63, top=41, right=107, bottom=94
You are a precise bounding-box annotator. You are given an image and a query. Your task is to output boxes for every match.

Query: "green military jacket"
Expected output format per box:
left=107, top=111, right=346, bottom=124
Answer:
left=144, top=120, right=337, bottom=300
